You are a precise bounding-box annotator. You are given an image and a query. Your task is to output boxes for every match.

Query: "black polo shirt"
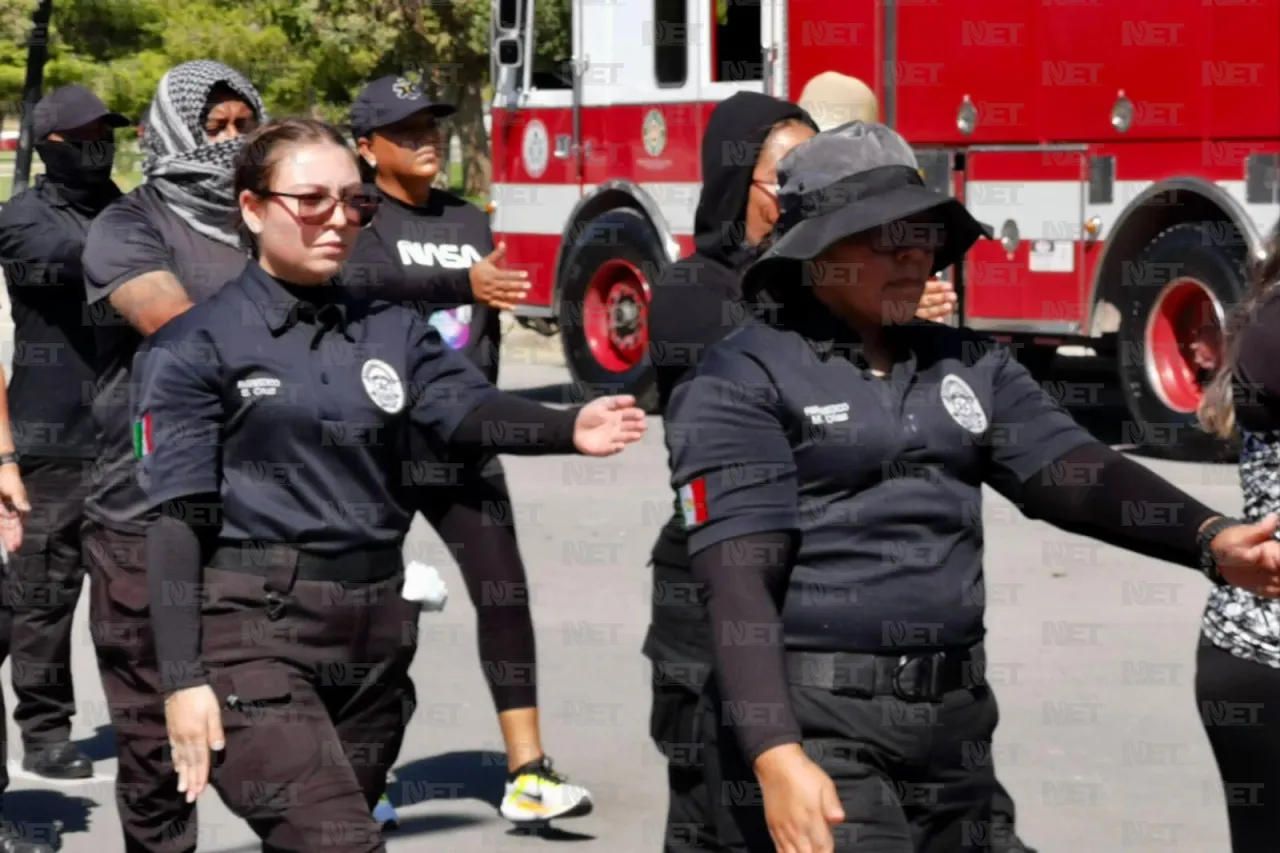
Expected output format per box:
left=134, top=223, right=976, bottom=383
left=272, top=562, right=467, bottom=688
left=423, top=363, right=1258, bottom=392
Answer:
left=132, top=262, right=501, bottom=554
left=0, top=177, right=115, bottom=459
left=345, top=188, right=501, bottom=383
left=82, top=184, right=249, bottom=533
left=665, top=308, right=1097, bottom=653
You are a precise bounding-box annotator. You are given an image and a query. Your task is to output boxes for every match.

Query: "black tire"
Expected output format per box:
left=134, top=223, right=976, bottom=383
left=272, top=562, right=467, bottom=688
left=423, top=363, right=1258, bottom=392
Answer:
left=558, top=208, right=663, bottom=412
left=1117, top=221, right=1246, bottom=462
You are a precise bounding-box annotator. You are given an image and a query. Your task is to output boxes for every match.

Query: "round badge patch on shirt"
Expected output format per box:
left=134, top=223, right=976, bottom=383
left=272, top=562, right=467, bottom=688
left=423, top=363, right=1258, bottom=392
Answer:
left=362, top=359, right=406, bottom=414
left=940, top=373, right=989, bottom=435
left=429, top=306, right=472, bottom=350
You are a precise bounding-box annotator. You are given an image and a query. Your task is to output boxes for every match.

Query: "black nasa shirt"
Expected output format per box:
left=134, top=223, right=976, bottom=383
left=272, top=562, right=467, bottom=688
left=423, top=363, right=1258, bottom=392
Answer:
left=82, top=184, right=249, bottom=533
left=0, top=176, right=118, bottom=459
left=666, top=300, right=1098, bottom=654
left=132, top=262, right=502, bottom=554
left=345, top=188, right=501, bottom=383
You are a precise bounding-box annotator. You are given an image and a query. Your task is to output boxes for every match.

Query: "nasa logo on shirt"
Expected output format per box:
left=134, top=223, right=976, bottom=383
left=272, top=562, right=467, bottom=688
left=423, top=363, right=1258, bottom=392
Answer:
left=523, top=119, right=550, bottom=179
left=940, top=373, right=989, bottom=435
left=397, top=240, right=484, bottom=270
left=362, top=359, right=406, bottom=414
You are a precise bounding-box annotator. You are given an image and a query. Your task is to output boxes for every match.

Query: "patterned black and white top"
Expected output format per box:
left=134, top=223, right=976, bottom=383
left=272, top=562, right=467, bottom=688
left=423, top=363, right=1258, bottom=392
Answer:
left=1201, top=429, right=1280, bottom=668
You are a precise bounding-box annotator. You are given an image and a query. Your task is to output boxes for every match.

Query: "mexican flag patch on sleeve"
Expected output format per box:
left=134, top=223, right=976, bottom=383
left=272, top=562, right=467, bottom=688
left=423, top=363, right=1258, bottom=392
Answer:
left=133, top=413, right=154, bottom=459
left=679, top=478, right=708, bottom=529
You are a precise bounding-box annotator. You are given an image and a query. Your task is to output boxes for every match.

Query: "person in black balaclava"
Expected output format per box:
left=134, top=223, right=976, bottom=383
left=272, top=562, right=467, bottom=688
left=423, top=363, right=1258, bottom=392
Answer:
left=644, top=92, right=1040, bottom=853
left=0, top=84, right=131, bottom=853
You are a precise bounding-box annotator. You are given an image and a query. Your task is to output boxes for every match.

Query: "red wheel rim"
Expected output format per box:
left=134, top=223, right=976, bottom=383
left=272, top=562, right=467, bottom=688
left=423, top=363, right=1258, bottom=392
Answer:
left=582, top=259, right=649, bottom=373
left=1143, top=277, right=1224, bottom=414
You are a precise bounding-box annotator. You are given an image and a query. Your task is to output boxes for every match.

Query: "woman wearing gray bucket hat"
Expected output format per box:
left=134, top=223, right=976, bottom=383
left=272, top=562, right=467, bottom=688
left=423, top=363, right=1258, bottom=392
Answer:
left=665, top=121, right=1280, bottom=853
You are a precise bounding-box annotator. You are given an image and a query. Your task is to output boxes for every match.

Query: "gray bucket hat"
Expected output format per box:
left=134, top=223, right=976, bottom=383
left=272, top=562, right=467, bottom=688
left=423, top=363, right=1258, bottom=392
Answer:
left=742, top=121, right=992, bottom=297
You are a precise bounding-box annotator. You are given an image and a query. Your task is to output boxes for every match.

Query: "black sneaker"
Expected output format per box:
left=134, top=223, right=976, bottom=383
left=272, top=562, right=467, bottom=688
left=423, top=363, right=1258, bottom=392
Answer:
left=21, top=741, right=93, bottom=780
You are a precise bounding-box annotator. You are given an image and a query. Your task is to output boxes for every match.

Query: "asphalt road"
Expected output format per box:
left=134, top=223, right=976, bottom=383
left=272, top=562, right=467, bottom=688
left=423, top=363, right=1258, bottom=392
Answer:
left=0, top=335, right=1247, bottom=853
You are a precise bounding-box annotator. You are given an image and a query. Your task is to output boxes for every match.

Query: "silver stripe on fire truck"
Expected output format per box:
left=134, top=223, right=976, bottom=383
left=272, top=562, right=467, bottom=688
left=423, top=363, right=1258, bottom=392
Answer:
left=492, top=180, right=1280, bottom=250
left=490, top=182, right=700, bottom=237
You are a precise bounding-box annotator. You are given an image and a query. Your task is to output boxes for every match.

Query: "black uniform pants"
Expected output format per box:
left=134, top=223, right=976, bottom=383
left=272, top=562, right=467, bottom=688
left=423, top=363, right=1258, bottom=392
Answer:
left=650, top=676, right=723, bottom=853
left=1196, top=637, right=1280, bottom=853
left=702, top=658, right=1003, bottom=853
left=199, top=547, right=421, bottom=853
left=6, top=456, right=90, bottom=747
left=0, top=581, right=12, bottom=804
left=84, top=520, right=197, bottom=853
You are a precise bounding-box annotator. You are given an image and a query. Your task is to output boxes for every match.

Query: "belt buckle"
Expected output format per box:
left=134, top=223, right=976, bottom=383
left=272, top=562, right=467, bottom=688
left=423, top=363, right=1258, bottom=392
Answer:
left=892, top=652, right=945, bottom=702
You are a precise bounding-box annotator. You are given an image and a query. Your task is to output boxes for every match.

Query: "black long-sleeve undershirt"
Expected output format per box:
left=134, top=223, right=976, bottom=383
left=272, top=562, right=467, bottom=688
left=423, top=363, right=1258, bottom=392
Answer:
left=696, top=441, right=1224, bottom=763
left=448, top=393, right=582, bottom=455
left=147, top=497, right=220, bottom=693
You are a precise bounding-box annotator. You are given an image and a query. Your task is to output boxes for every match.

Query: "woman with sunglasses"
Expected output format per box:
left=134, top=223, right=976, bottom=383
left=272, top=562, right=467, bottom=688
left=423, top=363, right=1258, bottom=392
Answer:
left=132, top=117, right=646, bottom=851
left=80, top=59, right=266, bottom=853
left=342, top=76, right=596, bottom=825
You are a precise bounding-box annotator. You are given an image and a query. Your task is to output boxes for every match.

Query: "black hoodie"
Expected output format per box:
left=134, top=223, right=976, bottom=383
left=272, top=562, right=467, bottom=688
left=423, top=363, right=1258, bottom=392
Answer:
left=643, top=92, right=816, bottom=682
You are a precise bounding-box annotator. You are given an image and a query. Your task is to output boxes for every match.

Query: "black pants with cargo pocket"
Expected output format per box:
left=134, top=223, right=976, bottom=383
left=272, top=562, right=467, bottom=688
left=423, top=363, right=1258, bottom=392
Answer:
left=199, top=543, right=422, bottom=853
left=703, top=645, right=1028, bottom=853
left=85, top=519, right=195, bottom=853
left=7, top=457, right=90, bottom=749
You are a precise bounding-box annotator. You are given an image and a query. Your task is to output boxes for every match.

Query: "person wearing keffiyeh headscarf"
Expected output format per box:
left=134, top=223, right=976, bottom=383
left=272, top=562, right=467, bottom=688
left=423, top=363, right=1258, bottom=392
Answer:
left=79, top=59, right=266, bottom=853
left=140, top=59, right=268, bottom=247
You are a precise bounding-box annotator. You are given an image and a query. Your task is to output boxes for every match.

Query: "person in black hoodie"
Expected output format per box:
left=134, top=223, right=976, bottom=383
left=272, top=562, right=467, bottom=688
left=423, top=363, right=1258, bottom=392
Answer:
left=644, top=92, right=1037, bottom=853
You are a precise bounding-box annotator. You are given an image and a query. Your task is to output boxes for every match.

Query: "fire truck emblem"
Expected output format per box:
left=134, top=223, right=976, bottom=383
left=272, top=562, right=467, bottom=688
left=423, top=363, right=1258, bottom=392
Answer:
left=642, top=109, right=667, bottom=157
left=391, top=78, right=422, bottom=100
left=939, top=373, right=988, bottom=435
left=522, top=119, right=550, bottom=179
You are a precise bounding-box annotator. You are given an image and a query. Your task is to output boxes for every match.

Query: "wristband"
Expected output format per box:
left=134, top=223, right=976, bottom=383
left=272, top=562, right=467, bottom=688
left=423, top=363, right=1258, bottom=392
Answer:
left=1197, top=516, right=1244, bottom=586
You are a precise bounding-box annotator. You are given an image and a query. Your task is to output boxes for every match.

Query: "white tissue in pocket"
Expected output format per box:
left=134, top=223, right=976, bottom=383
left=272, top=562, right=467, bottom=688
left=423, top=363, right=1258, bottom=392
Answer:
left=403, top=561, right=448, bottom=611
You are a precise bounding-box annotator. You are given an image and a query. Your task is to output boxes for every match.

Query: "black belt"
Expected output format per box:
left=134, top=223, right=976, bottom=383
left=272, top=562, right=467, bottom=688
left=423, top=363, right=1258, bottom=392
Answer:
left=210, top=541, right=403, bottom=584
left=786, top=644, right=987, bottom=703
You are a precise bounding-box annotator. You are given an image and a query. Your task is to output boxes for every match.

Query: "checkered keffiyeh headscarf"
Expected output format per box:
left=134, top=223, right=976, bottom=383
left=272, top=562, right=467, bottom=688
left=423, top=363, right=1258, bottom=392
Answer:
left=141, top=60, right=267, bottom=247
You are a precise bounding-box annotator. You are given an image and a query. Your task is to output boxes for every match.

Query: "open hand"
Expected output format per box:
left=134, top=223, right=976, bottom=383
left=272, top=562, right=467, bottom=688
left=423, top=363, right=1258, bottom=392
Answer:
left=755, top=744, right=846, bottom=853
left=469, top=242, right=531, bottom=310
left=1211, top=513, right=1280, bottom=597
left=165, top=684, right=226, bottom=803
left=915, top=277, right=958, bottom=322
left=573, top=394, right=648, bottom=456
left=0, top=461, right=29, bottom=554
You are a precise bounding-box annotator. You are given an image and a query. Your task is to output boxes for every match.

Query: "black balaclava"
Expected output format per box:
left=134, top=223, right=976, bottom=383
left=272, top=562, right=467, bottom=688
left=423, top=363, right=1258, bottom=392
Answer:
left=35, top=137, right=120, bottom=215
left=691, top=91, right=817, bottom=270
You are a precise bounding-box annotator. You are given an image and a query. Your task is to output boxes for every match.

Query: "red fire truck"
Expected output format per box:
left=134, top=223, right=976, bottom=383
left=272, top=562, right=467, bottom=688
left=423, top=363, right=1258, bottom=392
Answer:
left=487, top=0, right=1280, bottom=462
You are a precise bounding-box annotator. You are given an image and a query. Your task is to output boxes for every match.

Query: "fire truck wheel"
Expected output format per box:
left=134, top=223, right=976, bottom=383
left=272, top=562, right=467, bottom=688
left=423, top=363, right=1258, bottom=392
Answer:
left=558, top=208, right=663, bottom=412
left=1117, top=221, right=1246, bottom=463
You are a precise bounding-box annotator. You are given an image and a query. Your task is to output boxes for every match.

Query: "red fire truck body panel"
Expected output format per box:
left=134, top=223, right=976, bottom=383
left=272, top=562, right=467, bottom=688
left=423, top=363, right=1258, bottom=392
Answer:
left=489, top=0, right=1280, bottom=459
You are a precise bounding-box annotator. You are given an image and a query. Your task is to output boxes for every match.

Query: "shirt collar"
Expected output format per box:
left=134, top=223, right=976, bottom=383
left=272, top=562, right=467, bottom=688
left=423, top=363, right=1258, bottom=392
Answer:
left=767, top=287, right=919, bottom=377
left=241, top=261, right=354, bottom=346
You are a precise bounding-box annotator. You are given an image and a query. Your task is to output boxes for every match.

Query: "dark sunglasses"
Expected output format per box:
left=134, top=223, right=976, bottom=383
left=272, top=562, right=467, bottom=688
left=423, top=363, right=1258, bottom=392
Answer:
left=261, top=190, right=381, bottom=227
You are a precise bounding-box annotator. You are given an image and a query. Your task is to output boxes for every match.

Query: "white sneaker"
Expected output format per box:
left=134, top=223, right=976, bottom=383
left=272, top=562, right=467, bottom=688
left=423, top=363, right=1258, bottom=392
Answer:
left=499, top=757, right=593, bottom=823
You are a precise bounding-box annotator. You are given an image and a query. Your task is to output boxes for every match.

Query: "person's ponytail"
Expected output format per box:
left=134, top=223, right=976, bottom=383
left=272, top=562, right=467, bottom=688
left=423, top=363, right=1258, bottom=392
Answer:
left=1198, top=223, right=1280, bottom=439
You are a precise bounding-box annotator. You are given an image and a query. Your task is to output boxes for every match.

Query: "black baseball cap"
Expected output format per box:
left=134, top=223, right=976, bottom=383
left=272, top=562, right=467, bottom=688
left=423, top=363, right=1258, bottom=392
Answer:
left=33, top=85, right=130, bottom=140
left=349, top=75, right=457, bottom=138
